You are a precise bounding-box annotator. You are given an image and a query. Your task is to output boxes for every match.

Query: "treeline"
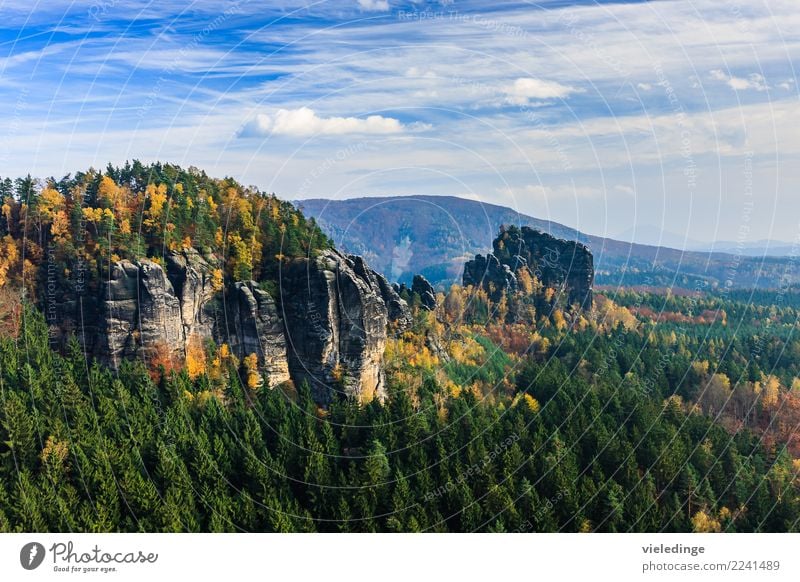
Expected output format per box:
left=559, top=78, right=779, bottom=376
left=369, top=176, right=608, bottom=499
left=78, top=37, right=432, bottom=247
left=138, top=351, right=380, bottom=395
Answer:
left=0, top=162, right=332, bottom=310
left=0, top=308, right=797, bottom=532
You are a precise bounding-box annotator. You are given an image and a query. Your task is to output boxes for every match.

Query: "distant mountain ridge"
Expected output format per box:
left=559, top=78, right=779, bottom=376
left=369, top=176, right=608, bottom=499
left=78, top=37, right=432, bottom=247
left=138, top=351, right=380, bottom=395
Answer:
left=296, top=195, right=800, bottom=290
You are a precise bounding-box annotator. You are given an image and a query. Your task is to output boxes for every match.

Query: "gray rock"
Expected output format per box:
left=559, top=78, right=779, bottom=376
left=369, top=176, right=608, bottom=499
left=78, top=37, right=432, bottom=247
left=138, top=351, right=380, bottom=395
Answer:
left=55, top=245, right=398, bottom=405
left=97, top=259, right=183, bottom=366
left=280, top=249, right=388, bottom=404
left=412, top=274, right=437, bottom=311
left=462, top=253, right=518, bottom=301
left=216, top=281, right=290, bottom=387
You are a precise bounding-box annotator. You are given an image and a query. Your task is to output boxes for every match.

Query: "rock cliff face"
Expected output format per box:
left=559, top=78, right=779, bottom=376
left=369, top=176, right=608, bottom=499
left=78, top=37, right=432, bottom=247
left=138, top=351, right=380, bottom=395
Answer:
left=280, top=249, right=406, bottom=404
left=54, top=247, right=407, bottom=404
left=96, top=259, right=184, bottom=366
left=462, top=253, right=518, bottom=302
left=411, top=275, right=437, bottom=311
left=217, top=281, right=291, bottom=388
left=463, top=226, right=594, bottom=309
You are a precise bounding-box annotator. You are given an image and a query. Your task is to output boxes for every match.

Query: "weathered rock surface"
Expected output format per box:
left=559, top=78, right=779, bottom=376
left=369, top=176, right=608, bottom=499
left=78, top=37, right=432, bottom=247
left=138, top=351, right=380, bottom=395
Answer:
left=464, top=226, right=594, bottom=309
left=216, top=281, right=290, bottom=387
left=462, top=253, right=518, bottom=301
left=411, top=274, right=437, bottom=311
left=280, top=249, right=390, bottom=404
left=166, top=248, right=219, bottom=344
left=51, top=245, right=401, bottom=404
left=96, top=259, right=183, bottom=366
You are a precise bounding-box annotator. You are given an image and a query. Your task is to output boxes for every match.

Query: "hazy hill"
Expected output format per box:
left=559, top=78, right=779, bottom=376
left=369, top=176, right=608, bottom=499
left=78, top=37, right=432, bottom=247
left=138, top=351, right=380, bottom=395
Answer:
left=296, top=195, right=799, bottom=290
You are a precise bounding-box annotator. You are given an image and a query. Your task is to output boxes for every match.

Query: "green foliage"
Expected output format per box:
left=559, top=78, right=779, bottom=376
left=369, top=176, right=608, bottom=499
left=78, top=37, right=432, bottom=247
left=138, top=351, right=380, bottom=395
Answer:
left=0, top=308, right=797, bottom=532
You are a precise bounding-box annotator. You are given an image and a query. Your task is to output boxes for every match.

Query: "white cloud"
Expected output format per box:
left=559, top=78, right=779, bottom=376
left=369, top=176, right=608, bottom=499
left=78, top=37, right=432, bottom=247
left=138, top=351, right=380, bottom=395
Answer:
left=636, top=83, right=652, bottom=91
left=710, top=69, right=769, bottom=91
left=357, top=0, right=389, bottom=11
left=777, top=79, right=795, bottom=90
left=240, top=107, right=404, bottom=137
left=504, top=77, right=580, bottom=105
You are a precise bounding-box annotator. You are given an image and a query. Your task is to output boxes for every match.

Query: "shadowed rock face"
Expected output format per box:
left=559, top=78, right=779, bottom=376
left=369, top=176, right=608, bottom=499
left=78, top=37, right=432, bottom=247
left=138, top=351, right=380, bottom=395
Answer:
left=411, top=274, right=437, bottom=311
left=50, top=246, right=404, bottom=405
left=464, top=226, right=594, bottom=309
left=217, top=281, right=291, bottom=388
left=97, top=259, right=183, bottom=366
left=280, top=249, right=395, bottom=404
left=462, top=253, right=518, bottom=302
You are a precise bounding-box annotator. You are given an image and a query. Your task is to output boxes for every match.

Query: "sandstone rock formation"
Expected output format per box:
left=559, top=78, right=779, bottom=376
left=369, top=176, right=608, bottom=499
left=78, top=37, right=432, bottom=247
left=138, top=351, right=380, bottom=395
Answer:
left=462, top=253, right=518, bottom=302
left=279, top=249, right=394, bottom=404
left=463, top=226, right=594, bottom=309
left=50, top=245, right=405, bottom=404
left=217, top=281, right=290, bottom=388
left=96, top=258, right=183, bottom=366
left=411, top=274, right=437, bottom=311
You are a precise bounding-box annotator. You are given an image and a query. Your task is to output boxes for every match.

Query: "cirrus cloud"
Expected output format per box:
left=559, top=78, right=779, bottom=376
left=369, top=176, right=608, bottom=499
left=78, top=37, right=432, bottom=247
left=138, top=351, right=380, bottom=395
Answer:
left=239, top=107, right=404, bottom=137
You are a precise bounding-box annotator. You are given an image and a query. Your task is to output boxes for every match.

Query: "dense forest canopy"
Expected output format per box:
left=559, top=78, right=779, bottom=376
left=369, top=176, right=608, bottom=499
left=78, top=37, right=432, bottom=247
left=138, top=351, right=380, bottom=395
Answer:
left=0, top=161, right=331, bottom=315
left=0, top=163, right=798, bottom=532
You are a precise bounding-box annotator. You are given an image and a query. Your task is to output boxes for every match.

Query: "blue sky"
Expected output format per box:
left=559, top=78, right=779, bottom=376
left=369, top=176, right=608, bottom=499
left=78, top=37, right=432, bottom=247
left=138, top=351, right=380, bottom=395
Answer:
left=0, top=0, right=798, bottom=246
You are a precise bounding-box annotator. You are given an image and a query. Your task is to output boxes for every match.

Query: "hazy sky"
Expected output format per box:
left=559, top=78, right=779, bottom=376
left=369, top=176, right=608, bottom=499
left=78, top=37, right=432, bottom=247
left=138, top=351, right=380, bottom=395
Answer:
left=0, top=0, right=798, bottom=245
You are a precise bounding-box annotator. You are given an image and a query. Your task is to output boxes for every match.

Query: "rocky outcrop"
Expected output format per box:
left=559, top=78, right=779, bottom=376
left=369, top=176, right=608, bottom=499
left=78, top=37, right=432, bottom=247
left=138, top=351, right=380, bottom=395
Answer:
left=351, top=255, right=412, bottom=331
left=96, top=259, right=184, bottom=366
left=51, top=245, right=402, bottom=404
left=166, top=248, right=219, bottom=344
left=280, top=249, right=390, bottom=404
left=216, top=281, right=290, bottom=387
left=464, top=226, right=594, bottom=309
left=411, top=275, right=437, bottom=311
left=462, top=253, right=518, bottom=301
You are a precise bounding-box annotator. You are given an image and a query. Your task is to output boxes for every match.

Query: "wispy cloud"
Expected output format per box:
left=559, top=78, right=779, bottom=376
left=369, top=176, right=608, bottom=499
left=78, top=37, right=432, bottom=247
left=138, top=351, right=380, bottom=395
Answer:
left=0, top=0, right=798, bottom=242
left=709, top=69, right=769, bottom=92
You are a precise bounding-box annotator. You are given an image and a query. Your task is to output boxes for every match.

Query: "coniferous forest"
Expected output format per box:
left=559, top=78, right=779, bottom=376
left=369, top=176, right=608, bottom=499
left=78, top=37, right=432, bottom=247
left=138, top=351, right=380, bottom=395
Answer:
left=0, top=163, right=799, bottom=532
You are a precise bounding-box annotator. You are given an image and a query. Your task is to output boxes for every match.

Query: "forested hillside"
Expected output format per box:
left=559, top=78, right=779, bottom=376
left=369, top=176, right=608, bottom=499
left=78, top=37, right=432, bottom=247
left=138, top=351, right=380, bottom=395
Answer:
left=0, top=164, right=798, bottom=532
left=297, top=195, right=799, bottom=290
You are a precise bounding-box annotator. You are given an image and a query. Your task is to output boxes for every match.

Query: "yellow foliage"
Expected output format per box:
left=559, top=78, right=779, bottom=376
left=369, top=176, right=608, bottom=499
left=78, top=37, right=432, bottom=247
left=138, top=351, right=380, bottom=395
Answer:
left=211, top=268, right=224, bottom=292
left=185, top=335, right=207, bottom=380
left=523, top=393, right=540, bottom=413
left=145, top=183, right=168, bottom=223
left=50, top=210, right=70, bottom=239
left=41, top=435, right=69, bottom=471
left=243, top=353, right=261, bottom=389
left=0, top=235, right=20, bottom=287
left=691, top=510, right=721, bottom=533
left=120, top=219, right=131, bottom=235
left=595, top=295, right=637, bottom=330
left=759, top=374, right=781, bottom=408
left=448, top=336, right=484, bottom=366
left=40, top=187, right=65, bottom=220
left=98, top=176, right=122, bottom=205
left=552, top=308, right=567, bottom=331
left=82, top=207, right=104, bottom=223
